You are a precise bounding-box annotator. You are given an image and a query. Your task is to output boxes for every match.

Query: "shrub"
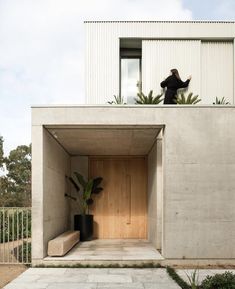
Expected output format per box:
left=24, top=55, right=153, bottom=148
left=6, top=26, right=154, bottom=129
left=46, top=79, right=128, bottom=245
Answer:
left=108, top=95, right=126, bottom=104
left=201, top=271, right=235, bottom=289
left=175, top=92, right=201, bottom=105
left=186, top=269, right=200, bottom=289
left=213, top=97, right=230, bottom=105
left=0, top=209, right=31, bottom=243
left=13, top=241, right=31, bottom=263
left=135, top=90, right=163, bottom=104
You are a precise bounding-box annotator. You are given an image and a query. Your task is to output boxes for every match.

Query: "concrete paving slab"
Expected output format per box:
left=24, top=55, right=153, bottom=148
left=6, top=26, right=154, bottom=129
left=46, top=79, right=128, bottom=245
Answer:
left=47, top=283, right=97, bottom=289
left=3, top=267, right=181, bottom=289
left=88, top=273, right=132, bottom=283
left=97, top=283, right=144, bottom=289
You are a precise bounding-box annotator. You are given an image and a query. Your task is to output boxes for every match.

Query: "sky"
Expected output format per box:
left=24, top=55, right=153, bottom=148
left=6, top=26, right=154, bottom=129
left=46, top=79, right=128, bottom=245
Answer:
left=0, top=0, right=235, bottom=155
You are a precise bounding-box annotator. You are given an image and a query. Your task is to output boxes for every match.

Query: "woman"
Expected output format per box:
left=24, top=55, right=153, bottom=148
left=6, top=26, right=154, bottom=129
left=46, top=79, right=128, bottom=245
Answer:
left=160, top=69, right=192, bottom=104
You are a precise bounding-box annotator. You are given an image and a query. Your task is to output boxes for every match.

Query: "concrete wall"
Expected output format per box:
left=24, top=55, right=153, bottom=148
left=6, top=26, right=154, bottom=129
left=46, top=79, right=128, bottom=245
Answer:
left=32, top=106, right=235, bottom=260
left=147, top=141, right=158, bottom=247
left=32, top=127, right=71, bottom=260
left=147, top=133, right=163, bottom=251
left=70, top=156, right=88, bottom=229
left=43, top=129, right=71, bottom=257
left=85, top=21, right=235, bottom=104
left=156, top=134, right=163, bottom=251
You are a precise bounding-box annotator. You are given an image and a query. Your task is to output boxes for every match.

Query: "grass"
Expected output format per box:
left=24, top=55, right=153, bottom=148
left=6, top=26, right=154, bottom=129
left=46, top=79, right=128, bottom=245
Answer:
left=34, top=262, right=162, bottom=269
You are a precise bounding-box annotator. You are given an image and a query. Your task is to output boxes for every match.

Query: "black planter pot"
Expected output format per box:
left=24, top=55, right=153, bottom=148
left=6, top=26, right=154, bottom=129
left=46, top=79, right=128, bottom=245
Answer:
left=74, top=214, right=93, bottom=241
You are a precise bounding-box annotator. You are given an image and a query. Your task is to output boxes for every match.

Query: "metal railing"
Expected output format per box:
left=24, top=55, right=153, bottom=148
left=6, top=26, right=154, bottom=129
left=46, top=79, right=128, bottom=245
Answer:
left=0, top=207, right=31, bottom=264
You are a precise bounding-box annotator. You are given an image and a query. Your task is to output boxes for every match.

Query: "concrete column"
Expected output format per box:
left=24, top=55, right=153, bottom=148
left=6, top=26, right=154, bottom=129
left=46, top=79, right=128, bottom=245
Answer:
left=156, top=132, right=163, bottom=251
left=32, top=125, right=44, bottom=261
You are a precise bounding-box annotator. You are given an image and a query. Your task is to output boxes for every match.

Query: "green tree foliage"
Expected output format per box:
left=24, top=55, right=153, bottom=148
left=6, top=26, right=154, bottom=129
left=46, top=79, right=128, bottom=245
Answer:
left=0, top=136, right=4, bottom=169
left=0, top=140, right=31, bottom=207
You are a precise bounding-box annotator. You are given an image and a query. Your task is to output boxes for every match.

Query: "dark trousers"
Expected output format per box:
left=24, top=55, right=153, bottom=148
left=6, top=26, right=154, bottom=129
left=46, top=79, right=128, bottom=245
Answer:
left=164, top=89, right=177, bottom=104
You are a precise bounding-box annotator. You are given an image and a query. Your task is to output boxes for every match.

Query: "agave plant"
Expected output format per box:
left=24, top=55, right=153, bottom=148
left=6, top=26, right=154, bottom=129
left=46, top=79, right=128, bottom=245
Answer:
left=65, top=172, right=103, bottom=215
left=135, top=90, right=163, bottom=104
left=213, top=97, right=230, bottom=105
left=185, top=269, right=200, bottom=289
left=175, top=92, right=201, bottom=105
left=108, top=95, right=126, bottom=105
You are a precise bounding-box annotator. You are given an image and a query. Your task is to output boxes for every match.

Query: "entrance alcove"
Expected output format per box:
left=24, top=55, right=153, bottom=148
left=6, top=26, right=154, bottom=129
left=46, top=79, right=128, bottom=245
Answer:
left=43, top=125, right=164, bottom=263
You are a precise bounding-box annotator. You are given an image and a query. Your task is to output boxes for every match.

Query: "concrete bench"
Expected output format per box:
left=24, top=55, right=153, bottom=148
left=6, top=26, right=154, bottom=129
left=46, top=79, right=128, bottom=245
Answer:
left=48, top=230, right=80, bottom=257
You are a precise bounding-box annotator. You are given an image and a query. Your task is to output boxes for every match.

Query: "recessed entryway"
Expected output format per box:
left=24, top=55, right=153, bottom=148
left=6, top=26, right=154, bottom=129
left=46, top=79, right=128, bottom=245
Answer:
left=44, top=125, right=164, bottom=259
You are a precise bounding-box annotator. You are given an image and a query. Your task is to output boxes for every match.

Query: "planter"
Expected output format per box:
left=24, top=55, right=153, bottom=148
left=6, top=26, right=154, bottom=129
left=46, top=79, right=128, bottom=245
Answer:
left=74, top=214, right=93, bottom=241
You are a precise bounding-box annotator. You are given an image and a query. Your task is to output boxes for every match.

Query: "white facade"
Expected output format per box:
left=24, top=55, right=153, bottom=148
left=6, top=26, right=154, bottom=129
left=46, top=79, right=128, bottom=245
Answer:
left=85, top=21, right=235, bottom=104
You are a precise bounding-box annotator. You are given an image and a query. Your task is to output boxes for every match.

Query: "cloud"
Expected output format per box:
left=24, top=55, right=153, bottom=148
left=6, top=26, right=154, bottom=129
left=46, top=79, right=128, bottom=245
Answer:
left=0, top=0, right=192, bottom=154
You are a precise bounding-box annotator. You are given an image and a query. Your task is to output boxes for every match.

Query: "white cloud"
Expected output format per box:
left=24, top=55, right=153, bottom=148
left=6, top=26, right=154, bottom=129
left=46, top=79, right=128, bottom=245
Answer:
left=0, top=0, right=192, bottom=154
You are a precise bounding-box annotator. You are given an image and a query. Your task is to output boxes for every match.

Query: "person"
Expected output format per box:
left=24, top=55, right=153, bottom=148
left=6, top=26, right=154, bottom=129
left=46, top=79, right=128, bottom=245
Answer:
left=160, top=69, right=192, bottom=104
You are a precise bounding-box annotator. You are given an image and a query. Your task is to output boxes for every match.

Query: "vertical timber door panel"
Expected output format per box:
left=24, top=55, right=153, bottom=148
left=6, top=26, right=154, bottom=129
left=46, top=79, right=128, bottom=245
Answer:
left=89, top=157, right=147, bottom=239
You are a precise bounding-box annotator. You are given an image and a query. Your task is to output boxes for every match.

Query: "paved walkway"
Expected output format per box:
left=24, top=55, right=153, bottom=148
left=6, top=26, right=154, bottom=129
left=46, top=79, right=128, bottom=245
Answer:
left=3, top=268, right=180, bottom=289
left=44, top=239, right=163, bottom=261
left=3, top=267, right=235, bottom=289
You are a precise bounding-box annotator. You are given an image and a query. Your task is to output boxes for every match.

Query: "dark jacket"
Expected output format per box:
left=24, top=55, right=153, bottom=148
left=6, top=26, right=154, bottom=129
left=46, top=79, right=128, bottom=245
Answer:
left=160, top=74, right=190, bottom=91
left=160, top=74, right=190, bottom=104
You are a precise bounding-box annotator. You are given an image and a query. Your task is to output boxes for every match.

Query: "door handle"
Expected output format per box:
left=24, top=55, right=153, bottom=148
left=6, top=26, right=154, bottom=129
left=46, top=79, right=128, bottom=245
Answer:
left=126, top=174, right=131, bottom=224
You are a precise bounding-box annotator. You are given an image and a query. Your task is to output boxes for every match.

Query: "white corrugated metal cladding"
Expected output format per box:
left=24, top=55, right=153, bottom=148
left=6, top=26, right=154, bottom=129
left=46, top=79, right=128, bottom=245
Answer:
left=85, top=21, right=235, bottom=104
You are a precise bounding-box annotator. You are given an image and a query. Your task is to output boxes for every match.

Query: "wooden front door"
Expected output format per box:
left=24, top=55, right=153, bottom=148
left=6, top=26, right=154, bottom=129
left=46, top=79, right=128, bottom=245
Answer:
left=89, top=157, right=147, bottom=239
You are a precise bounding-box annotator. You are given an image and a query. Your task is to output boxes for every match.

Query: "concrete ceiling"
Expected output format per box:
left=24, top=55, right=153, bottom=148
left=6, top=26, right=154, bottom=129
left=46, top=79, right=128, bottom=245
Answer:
left=47, top=127, right=161, bottom=156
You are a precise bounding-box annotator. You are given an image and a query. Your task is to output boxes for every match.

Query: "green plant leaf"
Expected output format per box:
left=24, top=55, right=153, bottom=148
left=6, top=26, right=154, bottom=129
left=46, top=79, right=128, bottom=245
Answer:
left=92, top=187, right=103, bottom=194
left=84, top=179, right=94, bottom=201
left=67, top=176, right=80, bottom=192
left=74, top=172, right=87, bottom=189
left=93, top=177, right=103, bottom=188
left=136, top=90, right=163, bottom=105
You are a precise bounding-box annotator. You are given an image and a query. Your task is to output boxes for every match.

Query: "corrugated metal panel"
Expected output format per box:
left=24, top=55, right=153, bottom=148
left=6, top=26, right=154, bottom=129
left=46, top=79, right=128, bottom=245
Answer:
left=85, top=22, right=235, bottom=40
left=85, top=22, right=235, bottom=104
left=85, top=21, right=235, bottom=23
left=85, top=23, right=120, bottom=104
left=142, top=40, right=201, bottom=98
left=201, top=41, right=234, bottom=104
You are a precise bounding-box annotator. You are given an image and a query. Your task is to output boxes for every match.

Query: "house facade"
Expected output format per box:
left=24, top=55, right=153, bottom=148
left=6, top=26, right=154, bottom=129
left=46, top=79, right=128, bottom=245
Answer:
left=32, top=21, right=235, bottom=266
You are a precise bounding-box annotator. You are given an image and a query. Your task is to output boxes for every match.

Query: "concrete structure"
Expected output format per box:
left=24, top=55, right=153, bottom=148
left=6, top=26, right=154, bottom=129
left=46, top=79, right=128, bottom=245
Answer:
left=32, top=21, right=235, bottom=266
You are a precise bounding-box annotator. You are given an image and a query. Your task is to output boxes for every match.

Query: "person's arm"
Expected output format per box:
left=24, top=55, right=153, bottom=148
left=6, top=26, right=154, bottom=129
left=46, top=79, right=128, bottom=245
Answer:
left=160, top=76, right=170, bottom=88
left=179, top=75, right=192, bottom=88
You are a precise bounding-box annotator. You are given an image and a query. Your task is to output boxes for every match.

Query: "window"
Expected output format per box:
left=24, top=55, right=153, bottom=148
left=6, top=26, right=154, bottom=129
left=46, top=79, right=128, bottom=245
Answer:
left=120, top=46, right=141, bottom=104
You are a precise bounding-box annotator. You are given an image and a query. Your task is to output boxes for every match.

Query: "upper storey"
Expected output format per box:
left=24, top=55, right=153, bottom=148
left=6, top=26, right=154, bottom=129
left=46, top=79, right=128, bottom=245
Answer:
left=85, top=21, right=235, bottom=105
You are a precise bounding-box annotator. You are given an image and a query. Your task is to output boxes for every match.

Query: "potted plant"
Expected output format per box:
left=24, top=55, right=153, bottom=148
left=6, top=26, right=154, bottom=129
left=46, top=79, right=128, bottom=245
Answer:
left=65, top=172, right=103, bottom=241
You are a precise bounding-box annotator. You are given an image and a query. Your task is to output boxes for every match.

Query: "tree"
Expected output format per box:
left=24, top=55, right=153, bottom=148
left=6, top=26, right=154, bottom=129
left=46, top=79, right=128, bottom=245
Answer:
left=0, top=141, right=31, bottom=207
left=0, top=136, right=4, bottom=169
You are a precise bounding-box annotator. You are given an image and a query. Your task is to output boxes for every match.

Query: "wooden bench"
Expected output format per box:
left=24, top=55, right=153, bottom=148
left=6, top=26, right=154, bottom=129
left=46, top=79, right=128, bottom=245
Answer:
left=48, top=230, right=80, bottom=257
